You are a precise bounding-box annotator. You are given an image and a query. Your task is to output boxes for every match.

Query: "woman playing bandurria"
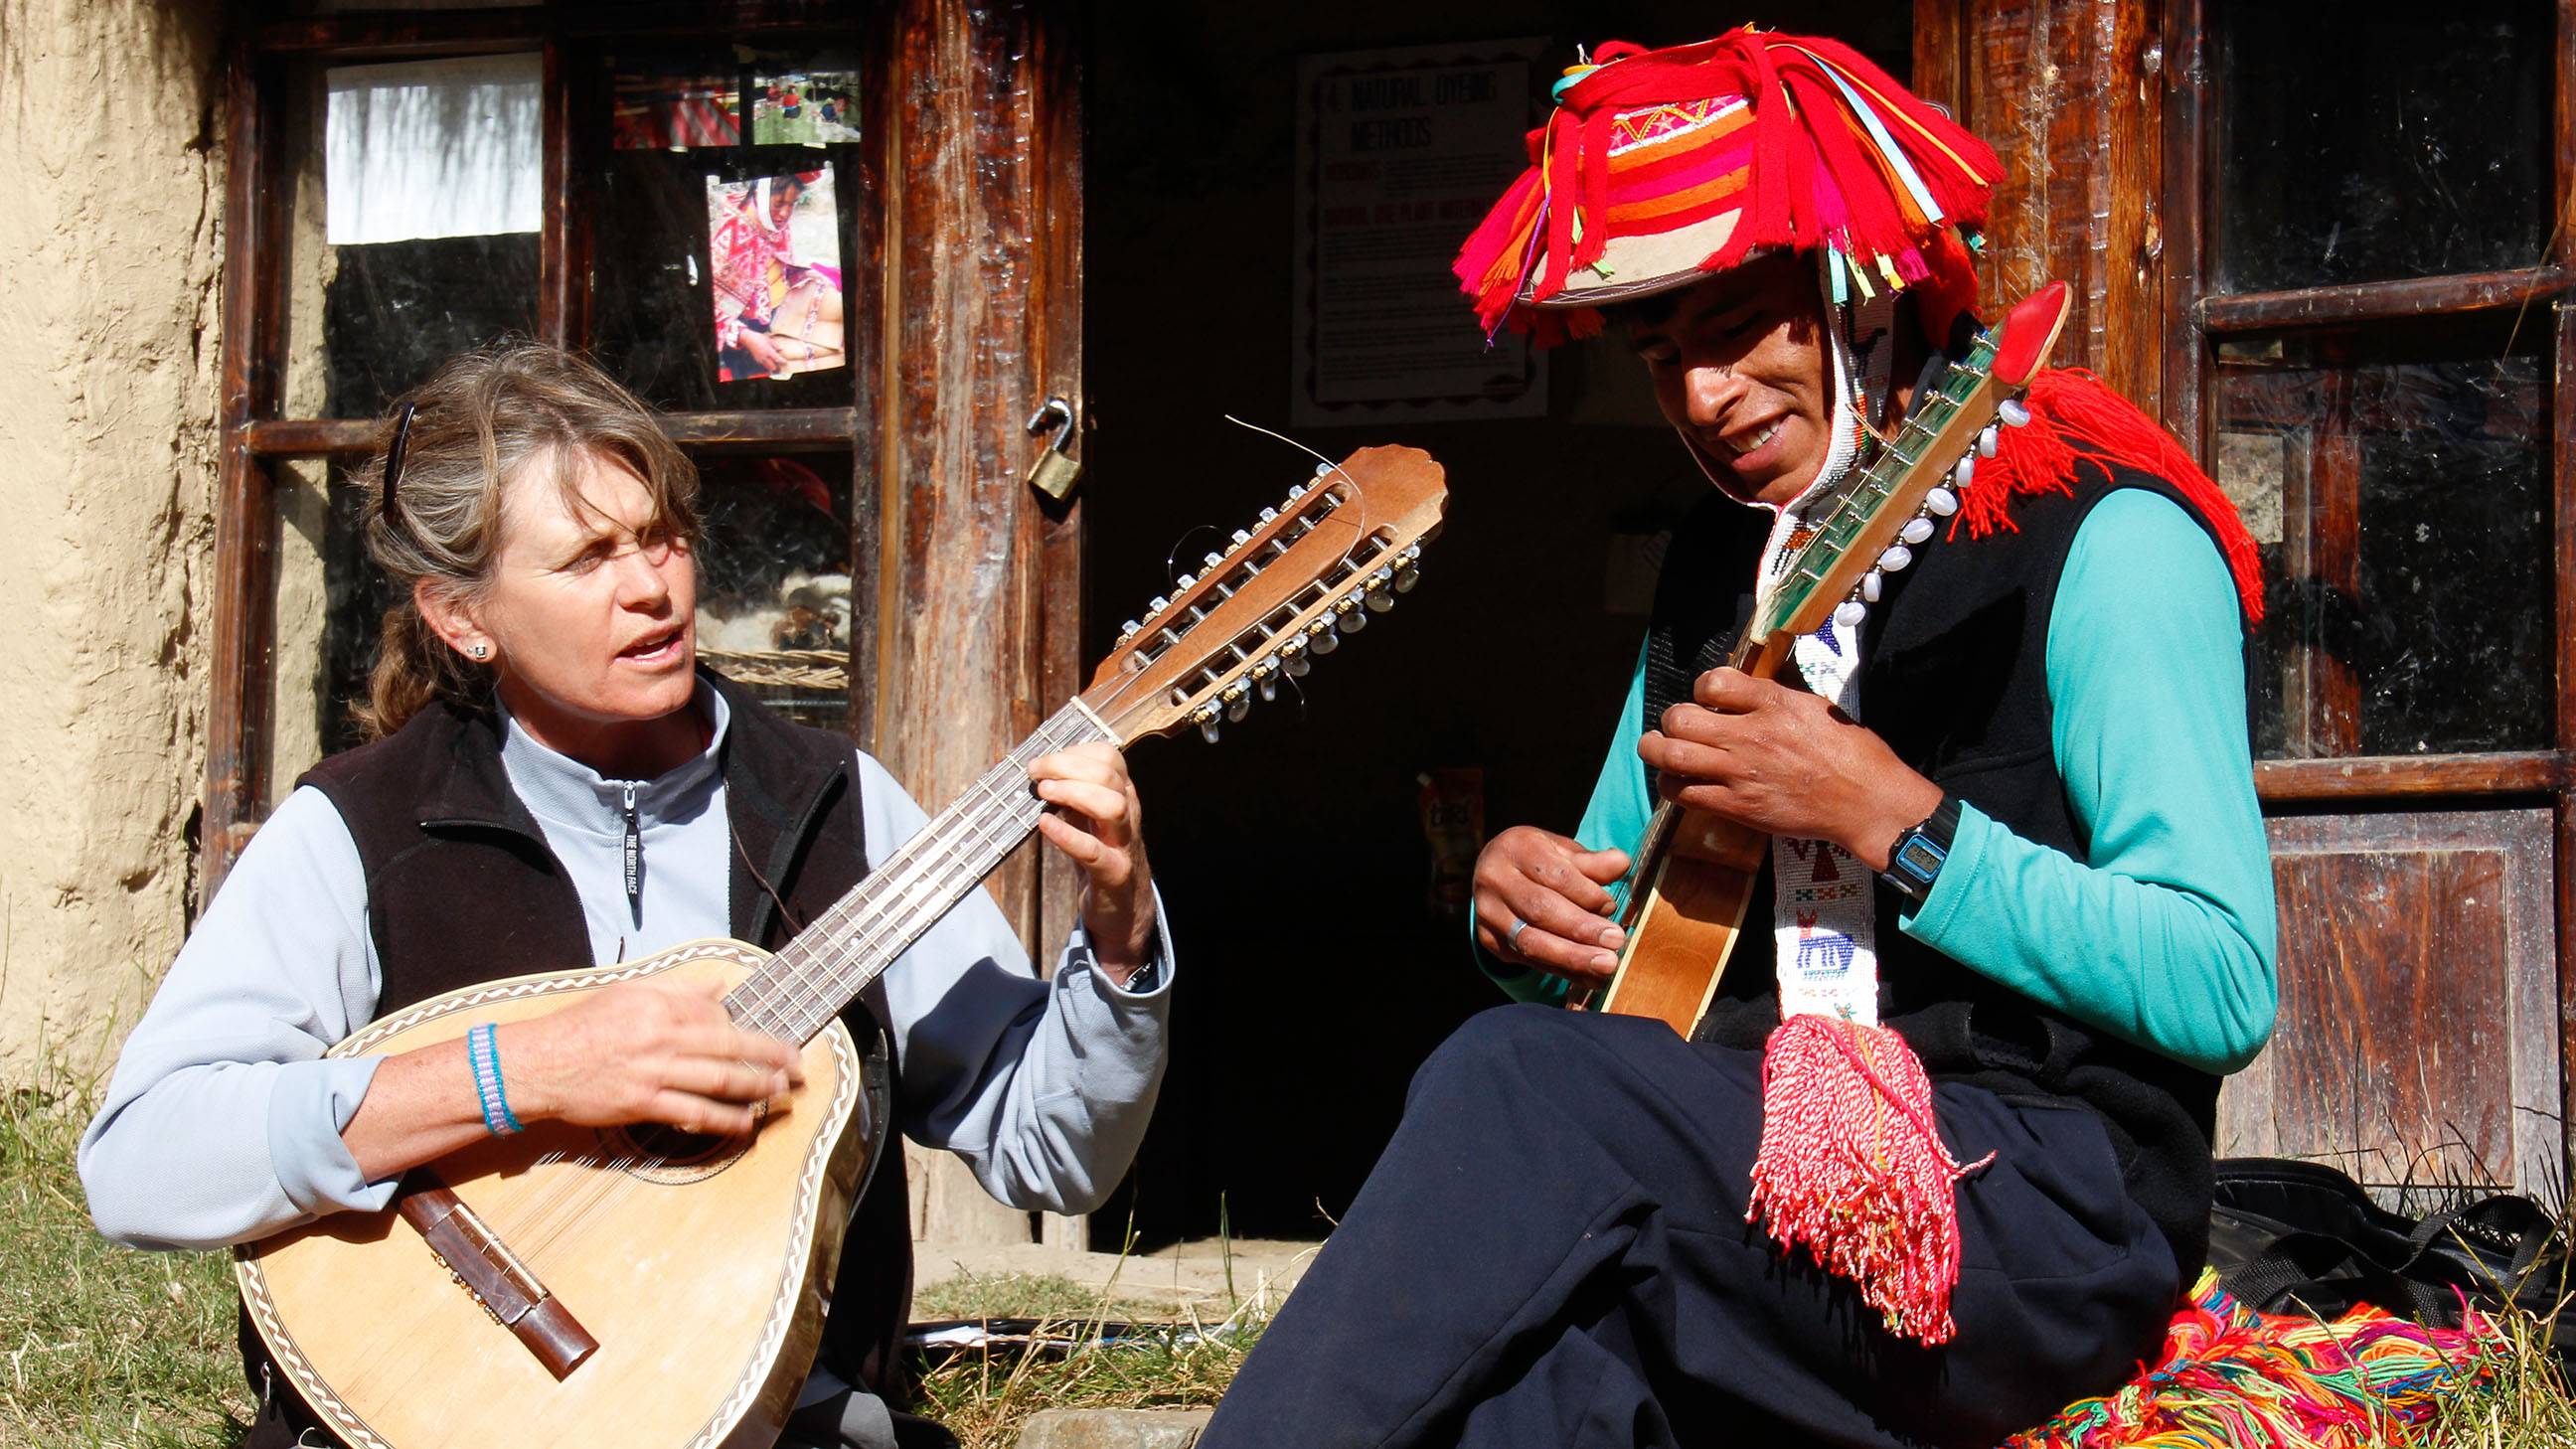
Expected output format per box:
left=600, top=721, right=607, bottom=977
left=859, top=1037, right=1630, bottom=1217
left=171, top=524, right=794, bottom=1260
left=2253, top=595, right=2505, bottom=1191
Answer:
left=81, top=346, right=1176, bottom=1449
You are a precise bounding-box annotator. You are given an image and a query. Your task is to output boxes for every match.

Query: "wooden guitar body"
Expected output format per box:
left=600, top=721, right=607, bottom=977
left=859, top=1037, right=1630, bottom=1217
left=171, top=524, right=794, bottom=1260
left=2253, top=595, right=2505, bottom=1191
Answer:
left=236, top=939, right=883, bottom=1449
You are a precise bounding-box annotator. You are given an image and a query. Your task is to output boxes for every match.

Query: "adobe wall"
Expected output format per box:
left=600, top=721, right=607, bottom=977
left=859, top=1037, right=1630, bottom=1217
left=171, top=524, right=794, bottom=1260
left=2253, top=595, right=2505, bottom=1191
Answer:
left=0, top=0, right=226, bottom=1072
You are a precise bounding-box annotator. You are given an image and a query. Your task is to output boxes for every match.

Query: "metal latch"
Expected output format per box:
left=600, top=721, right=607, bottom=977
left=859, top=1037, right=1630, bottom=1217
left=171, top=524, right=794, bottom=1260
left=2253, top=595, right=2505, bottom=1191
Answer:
left=1024, top=397, right=1082, bottom=501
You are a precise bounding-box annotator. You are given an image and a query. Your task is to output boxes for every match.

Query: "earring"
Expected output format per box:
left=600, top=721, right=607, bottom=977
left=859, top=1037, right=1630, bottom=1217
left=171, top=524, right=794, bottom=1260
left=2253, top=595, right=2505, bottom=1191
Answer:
left=469, top=643, right=490, bottom=660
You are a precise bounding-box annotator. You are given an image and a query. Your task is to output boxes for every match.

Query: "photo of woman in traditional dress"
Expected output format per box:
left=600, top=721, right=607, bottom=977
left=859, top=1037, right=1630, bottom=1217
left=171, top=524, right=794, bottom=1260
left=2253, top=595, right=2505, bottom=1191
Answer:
left=706, top=166, right=845, bottom=383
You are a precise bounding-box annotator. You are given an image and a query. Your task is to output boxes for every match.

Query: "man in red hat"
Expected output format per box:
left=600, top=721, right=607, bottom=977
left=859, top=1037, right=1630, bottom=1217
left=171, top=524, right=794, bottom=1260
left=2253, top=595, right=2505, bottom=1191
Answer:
left=1198, top=30, right=2276, bottom=1448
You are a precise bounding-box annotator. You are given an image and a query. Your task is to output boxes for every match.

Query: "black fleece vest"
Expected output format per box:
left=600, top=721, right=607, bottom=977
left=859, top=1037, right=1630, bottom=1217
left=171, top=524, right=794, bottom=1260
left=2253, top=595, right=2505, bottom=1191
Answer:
left=242, top=670, right=913, bottom=1445
left=1646, top=464, right=2239, bottom=1277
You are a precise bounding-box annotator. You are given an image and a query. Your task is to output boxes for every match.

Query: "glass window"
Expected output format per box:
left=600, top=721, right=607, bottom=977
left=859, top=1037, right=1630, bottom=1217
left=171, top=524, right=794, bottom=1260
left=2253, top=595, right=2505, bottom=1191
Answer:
left=2217, top=317, right=2551, bottom=757
left=692, top=451, right=857, bottom=731
left=589, top=50, right=868, bottom=412
left=286, top=60, right=544, bottom=417
left=2213, top=0, right=2551, bottom=293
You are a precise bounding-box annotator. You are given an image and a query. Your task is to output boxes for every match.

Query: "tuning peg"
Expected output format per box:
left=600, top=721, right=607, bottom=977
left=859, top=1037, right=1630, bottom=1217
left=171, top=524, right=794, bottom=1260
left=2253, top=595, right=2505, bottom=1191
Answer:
left=1925, top=486, right=1959, bottom=517
left=1258, top=671, right=1278, bottom=702
left=1861, top=570, right=1883, bottom=603
left=1259, top=507, right=1277, bottom=523
left=1204, top=552, right=1224, bottom=569
left=1288, top=484, right=1307, bottom=500
left=1878, top=544, right=1914, bottom=571
left=1314, top=461, right=1333, bottom=477
left=1119, top=619, right=1140, bottom=639
left=1999, top=398, right=2030, bottom=427
left=1834, top=599, right=1867, bottom=628
left=1977, top=425, right=1999, bottom=459
left=1898, top=517, right=1934, bottom=546
left=1310, top=624, right=1340, bottom=654
left=1201, top=718, right=1220, bottom=743
left=1951, top=457, right=1974, bottom=490
left=1285, top=654, right=1312, bottom=677
left=1340, top=603, right=1368, bottom=631
left=1393, top=564, right=1419, bottom=594
left=1148, top=594, right=1169, bottom=614
left=1177, top=571, right=1197, bottom=589
left=1226, top=696, right=1250, bottom=723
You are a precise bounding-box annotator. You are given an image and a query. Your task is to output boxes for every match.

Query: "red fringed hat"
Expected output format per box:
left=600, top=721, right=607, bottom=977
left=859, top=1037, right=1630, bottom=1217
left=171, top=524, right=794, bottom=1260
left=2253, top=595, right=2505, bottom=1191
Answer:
left=1454, top=28, right=2000, bottom=348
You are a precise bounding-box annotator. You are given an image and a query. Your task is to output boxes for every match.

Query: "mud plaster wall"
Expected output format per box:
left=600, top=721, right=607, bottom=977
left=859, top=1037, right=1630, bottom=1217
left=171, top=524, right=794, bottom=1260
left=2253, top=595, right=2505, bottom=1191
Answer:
left=0, top=0, right=225, bottom=1071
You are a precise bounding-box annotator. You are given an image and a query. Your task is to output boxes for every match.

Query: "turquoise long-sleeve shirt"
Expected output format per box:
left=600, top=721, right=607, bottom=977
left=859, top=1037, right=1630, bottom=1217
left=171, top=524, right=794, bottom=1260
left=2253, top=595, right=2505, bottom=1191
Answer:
left=1478, top=488, right=2278, bottom=1075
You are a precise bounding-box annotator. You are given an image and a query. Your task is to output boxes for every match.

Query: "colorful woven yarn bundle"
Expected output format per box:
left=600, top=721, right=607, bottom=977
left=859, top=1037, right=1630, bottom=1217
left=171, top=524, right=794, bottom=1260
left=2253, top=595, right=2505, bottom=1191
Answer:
left=2006, top=1270, right=2501, bottom=1449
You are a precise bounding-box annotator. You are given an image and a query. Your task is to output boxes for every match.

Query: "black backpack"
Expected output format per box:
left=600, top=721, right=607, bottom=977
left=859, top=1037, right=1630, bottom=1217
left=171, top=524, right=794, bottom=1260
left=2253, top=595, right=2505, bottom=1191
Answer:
left=2207, top=1157, right=2570, bottom=1369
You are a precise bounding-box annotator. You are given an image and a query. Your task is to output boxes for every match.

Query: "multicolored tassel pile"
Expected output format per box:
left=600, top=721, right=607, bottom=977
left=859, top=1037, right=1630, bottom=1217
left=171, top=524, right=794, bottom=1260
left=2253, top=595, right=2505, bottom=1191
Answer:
left=2008, top=1270, right=2501, bottom=1448
left=1744, top=1014, right=1995, bottom=1345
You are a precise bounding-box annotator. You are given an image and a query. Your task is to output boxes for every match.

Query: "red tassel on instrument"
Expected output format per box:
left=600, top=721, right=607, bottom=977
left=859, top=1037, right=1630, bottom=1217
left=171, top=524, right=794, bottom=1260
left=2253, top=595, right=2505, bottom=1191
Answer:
left=1746, top=1015, right=1996, bottom=1346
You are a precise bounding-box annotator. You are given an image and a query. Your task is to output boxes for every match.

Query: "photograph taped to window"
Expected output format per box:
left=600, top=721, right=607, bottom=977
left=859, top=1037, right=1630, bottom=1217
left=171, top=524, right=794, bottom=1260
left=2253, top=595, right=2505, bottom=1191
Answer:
left=751, top=69, right=861, bottom=144
left=706, top=166, right=846, bottom=383
left=611, top=67, right=738, bottom=150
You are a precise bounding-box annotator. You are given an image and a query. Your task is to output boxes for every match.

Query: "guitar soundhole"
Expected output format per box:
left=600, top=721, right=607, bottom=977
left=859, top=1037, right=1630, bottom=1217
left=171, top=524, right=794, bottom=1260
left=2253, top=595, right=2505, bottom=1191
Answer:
left=605, top=1107, right=759, bottom=1185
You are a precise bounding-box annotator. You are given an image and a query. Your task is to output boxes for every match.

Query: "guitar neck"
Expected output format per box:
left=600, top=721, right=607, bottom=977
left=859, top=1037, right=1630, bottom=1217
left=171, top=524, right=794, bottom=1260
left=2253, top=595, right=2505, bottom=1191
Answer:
left=723, top=702, right=1116, bottom=1045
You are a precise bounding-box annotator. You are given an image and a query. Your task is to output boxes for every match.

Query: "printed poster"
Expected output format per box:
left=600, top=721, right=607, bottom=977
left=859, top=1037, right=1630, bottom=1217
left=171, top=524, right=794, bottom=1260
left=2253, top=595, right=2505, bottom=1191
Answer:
left=706, top=166, right=846, bottom=384
left=752, top=68, right=864, bottom=144
left=1293, top=42, right=1548, bottom=425
left=611, top=69, right=739, bottom=150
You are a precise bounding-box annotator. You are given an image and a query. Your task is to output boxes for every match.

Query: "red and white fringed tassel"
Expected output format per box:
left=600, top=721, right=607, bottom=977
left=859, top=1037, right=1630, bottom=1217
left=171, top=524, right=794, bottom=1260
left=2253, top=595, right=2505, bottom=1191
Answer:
left=1745, top=1014, right=1996, bottom=1345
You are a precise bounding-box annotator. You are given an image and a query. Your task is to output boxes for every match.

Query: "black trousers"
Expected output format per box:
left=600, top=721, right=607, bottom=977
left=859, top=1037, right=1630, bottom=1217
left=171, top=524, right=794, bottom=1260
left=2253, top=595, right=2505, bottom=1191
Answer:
left=1199, top=1005, right=2180, bottom=1449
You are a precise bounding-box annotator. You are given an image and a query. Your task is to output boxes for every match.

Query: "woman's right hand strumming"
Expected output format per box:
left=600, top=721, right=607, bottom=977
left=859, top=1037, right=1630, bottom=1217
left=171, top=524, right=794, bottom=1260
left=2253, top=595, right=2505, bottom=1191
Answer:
left=341, top=977, right=802, bottom=1183
left=1473, top=827, right=1633, bottom=986
left=506, top=978, right=803, bottom=1134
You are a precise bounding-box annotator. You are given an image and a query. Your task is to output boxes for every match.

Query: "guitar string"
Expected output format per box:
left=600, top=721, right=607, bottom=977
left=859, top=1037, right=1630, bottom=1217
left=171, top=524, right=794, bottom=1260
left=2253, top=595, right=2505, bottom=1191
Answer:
left=501, top=518, right=1384, bottom=1254
left=505, top=710, right=1106, bottom=1256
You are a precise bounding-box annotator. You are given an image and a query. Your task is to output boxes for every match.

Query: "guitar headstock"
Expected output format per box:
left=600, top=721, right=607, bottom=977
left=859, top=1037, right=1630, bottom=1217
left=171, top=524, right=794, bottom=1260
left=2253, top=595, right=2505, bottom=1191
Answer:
left=1078, top=445, right=1448, bottom=744
left=1754, top=280, right=2072, bottom=645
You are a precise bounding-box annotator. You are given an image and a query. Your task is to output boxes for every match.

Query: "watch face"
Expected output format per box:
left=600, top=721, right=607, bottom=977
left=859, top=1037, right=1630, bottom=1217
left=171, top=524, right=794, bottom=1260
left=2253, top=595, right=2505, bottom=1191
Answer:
left=1893, top=835, right=1947, bottom=884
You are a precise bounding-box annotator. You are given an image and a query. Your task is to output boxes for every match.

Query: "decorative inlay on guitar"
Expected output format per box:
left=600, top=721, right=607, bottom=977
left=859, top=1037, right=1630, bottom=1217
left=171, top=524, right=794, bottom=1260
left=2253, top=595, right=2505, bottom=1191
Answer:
left=236, top=446, right=1449, bottom=1449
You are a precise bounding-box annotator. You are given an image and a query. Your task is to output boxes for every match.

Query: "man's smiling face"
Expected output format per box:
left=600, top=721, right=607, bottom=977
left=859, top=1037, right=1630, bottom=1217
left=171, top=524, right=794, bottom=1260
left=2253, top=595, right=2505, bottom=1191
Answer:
left=1620, top=252, right=1834, bottom=509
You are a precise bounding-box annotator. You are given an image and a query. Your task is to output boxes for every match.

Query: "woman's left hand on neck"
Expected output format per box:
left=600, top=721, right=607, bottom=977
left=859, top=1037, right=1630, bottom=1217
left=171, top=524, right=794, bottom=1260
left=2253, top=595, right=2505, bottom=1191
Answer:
left=1028, top=742, right=1159, bottom=983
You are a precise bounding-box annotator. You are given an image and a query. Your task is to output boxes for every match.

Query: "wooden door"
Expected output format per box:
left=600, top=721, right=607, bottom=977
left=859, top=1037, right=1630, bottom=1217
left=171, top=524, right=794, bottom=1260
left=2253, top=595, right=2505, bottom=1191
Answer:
left=1919, top=0, right=2575, bottom=1202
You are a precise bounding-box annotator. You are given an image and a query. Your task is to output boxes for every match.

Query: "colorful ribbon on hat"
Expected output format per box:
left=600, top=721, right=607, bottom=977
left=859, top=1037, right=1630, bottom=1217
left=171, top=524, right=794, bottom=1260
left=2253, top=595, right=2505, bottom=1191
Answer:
left=1454, top=28, right=2001, bottom=345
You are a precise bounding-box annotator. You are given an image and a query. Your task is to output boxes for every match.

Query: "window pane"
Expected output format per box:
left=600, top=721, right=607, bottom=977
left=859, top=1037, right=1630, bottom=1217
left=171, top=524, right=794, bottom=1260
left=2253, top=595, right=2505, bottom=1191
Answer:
left=589, top=51, right=868, bottom=412
left=2216, top=318, right=2550, bottom=757
left=297, top=450, right=857, bottom=756
left=692, top=452, right=857, bottom=732
left=2212, top=0, right=2551, bottom=293
left=285, top=61, right=542, bottom=418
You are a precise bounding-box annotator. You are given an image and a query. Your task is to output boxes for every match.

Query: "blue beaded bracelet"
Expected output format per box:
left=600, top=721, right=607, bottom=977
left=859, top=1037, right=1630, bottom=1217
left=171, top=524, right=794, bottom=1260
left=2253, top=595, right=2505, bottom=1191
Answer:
left=467, top=1022, right=523, bottom=1136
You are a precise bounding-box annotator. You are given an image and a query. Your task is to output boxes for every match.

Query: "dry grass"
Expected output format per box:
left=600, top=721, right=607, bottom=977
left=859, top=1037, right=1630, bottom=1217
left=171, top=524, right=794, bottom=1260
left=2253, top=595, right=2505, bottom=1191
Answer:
left=8, top=1066, right=2572, bottom=1449
left=911, top=1292, right=1264, bottom=1449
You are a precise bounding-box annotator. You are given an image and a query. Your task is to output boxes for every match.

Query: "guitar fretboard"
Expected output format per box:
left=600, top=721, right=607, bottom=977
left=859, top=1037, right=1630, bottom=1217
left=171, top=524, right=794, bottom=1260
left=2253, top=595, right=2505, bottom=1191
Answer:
left=1756, top=330, right=2003, bottom=640
left=724, top=703, right=1115, bottom=1045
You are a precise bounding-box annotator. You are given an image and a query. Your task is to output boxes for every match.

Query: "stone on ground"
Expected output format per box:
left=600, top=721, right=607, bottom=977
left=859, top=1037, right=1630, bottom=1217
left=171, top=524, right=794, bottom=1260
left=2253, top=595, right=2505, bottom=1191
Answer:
left=1015, top=1407, right=1214, bottom=1449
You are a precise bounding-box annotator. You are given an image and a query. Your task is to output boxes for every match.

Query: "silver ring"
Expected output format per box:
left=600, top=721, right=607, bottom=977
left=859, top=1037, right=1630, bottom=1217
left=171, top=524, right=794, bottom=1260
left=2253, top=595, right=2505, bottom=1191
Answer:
left=1506, top=917, right=1530, bottom=952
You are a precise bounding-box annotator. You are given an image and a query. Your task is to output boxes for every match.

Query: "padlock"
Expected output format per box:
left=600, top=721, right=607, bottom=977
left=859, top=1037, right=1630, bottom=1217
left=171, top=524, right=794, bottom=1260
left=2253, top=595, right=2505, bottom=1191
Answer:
left=1024, top=397, right=1083, bottom=501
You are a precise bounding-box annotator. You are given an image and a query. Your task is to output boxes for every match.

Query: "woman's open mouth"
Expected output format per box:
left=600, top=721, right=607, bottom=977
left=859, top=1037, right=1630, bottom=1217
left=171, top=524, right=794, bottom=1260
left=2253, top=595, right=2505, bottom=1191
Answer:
left=617, top=625, right=687, bottom=667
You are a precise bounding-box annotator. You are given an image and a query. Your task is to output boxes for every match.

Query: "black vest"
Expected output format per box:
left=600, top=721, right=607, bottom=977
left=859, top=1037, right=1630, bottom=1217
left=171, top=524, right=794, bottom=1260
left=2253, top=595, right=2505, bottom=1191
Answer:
left=243, top=670, right=913, bottom=1445
left=1646, top=464, right=2240, bottom=1277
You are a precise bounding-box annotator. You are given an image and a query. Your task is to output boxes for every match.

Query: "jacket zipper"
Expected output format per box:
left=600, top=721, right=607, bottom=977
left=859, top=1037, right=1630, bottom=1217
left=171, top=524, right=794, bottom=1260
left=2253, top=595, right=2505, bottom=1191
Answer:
left=620, top=782, right=642, bottom=919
